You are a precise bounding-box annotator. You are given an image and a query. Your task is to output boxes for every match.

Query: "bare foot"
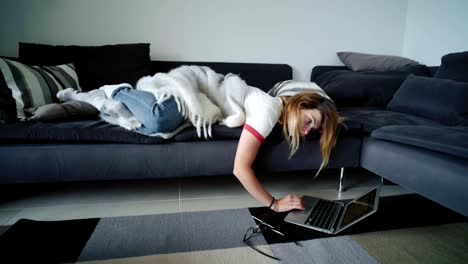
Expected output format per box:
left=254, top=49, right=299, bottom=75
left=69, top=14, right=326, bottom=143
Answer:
left=56, top=88, right=77, bottom=101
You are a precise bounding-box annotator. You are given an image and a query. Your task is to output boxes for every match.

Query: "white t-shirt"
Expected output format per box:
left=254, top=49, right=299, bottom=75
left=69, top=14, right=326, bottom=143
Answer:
left=243, top=87, right=282, bottom=143
left=243, top=81, right=330, bottom=143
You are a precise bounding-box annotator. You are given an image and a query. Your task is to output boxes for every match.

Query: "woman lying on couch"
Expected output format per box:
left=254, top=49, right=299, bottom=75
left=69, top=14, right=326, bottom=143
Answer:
left=57, top=65, right=343, bottom=213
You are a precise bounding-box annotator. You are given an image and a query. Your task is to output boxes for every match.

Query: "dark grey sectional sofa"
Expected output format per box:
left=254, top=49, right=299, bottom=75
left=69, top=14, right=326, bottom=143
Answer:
left=0, top=60, right=362, bottom=184
left=1, top=55, right=467, bottom=218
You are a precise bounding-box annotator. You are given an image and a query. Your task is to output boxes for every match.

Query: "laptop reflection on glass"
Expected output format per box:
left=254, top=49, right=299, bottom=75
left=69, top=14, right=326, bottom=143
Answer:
left=284, top=186, right=381, bottom=235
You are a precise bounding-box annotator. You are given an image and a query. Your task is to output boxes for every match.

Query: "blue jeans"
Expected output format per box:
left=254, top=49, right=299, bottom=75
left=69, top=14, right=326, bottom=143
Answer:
left=112, top=87, right=184, bottom=134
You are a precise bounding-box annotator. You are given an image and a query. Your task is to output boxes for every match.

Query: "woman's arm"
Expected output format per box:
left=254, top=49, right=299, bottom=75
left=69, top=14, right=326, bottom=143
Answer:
left=233, top=129, right=305, bottom=212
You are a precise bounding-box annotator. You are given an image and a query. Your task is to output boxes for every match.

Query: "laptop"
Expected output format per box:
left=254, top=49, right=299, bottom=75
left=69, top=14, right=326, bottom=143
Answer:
left=284, top=186, right=381, bottom=234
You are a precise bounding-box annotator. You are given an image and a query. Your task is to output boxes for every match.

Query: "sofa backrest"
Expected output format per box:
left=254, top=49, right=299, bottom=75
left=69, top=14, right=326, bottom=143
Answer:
left=427, top=66, right=439, bottom=77
left=309, top=65, right=436, bottom=108
left=310, top=66, right=349, bottom=82
left=311, top=65, right=439, bottom=81
left=150, top=61, right=292, bottom=92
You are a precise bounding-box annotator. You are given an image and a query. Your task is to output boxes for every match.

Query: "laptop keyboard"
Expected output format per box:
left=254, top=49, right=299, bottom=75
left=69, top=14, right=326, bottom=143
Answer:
left=305, top=199, right=341, bottom=230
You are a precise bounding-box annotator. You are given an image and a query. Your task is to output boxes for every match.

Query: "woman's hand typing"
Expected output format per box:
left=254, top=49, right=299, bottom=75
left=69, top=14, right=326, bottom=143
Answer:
left=272, top=194, right=305, bottom=212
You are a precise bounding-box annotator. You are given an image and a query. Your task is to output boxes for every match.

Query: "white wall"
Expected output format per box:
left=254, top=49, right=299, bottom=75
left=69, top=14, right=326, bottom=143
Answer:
left=402, top=0, right=468, bottom=66
left=0, top=0, right=408, bottom=80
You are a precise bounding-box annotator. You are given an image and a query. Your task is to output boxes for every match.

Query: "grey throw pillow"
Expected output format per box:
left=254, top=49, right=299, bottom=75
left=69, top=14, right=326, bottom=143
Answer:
left=387, top=75, right=468, bottom=126
left=338, top=52, right=420, bottom=72
left=434, top=51, right=468, bottom=83
left=0, top=57, right=81, bottom=120
left=27, top=100, right=99, bottom=122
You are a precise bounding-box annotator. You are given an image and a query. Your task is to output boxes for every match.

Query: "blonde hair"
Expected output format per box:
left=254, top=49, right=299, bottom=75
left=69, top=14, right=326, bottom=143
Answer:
left=279, top=92, right=344, bottom=176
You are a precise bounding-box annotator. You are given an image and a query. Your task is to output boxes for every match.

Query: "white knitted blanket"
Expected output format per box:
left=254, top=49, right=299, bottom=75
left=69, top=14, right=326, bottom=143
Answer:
left=135, top=65, right=251, bottom=138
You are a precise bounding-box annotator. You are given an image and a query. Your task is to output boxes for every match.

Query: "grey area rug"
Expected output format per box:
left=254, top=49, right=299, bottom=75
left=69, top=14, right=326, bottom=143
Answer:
left=80, top=208, right=386, bottom=263
left=79, top=208, right=265, bottom=261
left=0, top=208, right=379, bottom=263
left=270, top=236, right=379, bottom=264
left=1, top=196, right=467, bottom=263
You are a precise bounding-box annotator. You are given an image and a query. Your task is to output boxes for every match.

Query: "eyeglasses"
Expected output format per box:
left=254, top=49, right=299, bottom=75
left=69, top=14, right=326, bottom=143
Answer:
left=243, top=216, right=301, bottom=261
left=243, top=221, right=282, bottom=260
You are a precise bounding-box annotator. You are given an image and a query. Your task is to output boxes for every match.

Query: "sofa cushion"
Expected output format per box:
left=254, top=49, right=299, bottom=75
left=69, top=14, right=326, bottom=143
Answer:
left=434, top=51, right=468, bottom=83
left=340, top=107, right=442, bottom=134
left=0, top=120, right=165, bottom=144
left=19, top=43, right=152, bottom=91
left=371, top=125, right=468, bottom=159
left=173, top=125, right=243, bottom=142
left=337, top=52, right=420, bottom=72
left=173, top=119, right=361, bottom=142
left=174, top=125, right=289, bottom=142
left=314, top=66, right=429, bottom=107
left=387, top=75, right=468, bottom=126
left=0, top=57, right=81, bottom=120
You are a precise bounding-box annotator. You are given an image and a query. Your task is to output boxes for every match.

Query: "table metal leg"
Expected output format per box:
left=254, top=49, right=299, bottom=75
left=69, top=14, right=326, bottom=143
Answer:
left=338, top=167, right=345, bottom=192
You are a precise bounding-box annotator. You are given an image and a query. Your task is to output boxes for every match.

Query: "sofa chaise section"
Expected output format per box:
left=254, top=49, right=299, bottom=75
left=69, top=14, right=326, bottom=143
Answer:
left=312, top=62, right=468, bottom=217
left=361, top=126, right=468, bottom=216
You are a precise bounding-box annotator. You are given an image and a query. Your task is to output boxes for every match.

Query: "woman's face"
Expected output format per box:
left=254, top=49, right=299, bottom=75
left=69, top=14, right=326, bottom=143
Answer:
left=299, top=108, right=322, bottom=136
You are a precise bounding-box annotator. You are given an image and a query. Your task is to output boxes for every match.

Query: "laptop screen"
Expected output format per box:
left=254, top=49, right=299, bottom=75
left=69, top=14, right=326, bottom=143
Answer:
left=341, top=188, right=377, bottom=228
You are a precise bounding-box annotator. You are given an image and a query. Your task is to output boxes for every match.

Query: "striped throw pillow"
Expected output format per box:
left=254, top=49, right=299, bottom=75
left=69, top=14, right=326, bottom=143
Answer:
left=0, top=58, right=81, bottom=120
